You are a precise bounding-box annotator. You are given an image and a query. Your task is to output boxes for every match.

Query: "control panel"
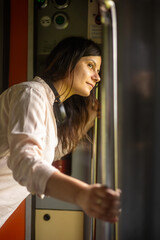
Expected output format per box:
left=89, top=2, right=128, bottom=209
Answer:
left=34, top=0, right=102, bottom=74
left=34, top=0, right=88, bottom=74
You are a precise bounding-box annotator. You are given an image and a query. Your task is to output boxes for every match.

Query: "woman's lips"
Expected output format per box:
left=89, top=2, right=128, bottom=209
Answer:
left=86, top=82, right=94, bottom=89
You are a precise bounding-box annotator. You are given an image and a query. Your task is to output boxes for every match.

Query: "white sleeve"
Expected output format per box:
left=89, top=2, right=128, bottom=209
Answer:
left=7, top=86, right=59, bottom=197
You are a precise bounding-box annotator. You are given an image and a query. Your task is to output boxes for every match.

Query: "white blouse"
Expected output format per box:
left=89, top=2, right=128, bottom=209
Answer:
left=0, top=77, right=60, bottom=227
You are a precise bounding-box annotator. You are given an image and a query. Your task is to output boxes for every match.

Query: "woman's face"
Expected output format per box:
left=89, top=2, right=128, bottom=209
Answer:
left=69, top=56, right=101, bottom=97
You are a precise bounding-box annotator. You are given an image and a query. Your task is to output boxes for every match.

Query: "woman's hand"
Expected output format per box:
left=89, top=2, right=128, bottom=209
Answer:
left=76, top=184, right=121, bottom=223
left=83, top=99, right=100, bottom=134
left=45, top=171, right=121, bottom=223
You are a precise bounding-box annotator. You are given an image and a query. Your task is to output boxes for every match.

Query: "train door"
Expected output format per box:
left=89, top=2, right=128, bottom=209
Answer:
left=26, top=1, right=102, bottom=240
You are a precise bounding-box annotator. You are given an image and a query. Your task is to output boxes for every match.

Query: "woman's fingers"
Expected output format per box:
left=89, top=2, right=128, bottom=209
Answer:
left=81, top=184, right=122, bottom=223
left=92, top=199, right=121, bottom=218
left=86, top=208, right=120, bottom=223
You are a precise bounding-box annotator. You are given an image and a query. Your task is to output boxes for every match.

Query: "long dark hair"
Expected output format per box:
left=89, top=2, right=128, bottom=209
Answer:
left=41, top=36, right=101, bottom=152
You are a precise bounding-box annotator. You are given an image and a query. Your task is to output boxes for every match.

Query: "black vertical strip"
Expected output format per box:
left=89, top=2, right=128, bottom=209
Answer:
left=2, top=0, right=10, bottom=91
left=31, top=195, right=36, bottom=240
left=152, top=1, right=160, bottom=239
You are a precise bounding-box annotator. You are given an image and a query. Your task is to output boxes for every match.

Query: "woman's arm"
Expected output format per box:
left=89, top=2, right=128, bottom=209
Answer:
left=45, top=171, right=121, bottom=223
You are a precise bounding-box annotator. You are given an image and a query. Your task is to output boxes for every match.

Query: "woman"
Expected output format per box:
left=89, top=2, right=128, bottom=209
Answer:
left=0, top=36, right=121, bottom=228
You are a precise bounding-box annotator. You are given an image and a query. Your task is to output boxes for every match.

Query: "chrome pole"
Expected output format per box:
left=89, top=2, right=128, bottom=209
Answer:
left=100, top=0, right=118, bottom=193
left=99, top=1, right=118, bottom=240
left=26, top=0, right=34, bottom=239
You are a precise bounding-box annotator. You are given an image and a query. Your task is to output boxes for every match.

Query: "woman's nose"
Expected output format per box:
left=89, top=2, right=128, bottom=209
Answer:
left=93, top=71, right=101, bottom=82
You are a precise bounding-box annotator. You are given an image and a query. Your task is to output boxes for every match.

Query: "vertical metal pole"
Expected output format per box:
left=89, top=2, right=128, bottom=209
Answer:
left=88, top=86, right=99, bottom=240
left=26, top=0, right=34, bottom=239
left=25, top=195, right=32, bottom=240
left=110, top=0, right=118, bottom=193
left=100, top=0, right=118, bottom=194
left=101, top=17, right=115, bottom=239
left=99, top=1, right=118, bottom=239
left=109, top=3, right=119, bottom=240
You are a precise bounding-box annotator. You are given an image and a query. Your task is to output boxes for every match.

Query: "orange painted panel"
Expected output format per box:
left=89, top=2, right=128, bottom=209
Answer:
left=0, top=201, right=26, bottom=240
left=0, top=0, right=28, bottom=239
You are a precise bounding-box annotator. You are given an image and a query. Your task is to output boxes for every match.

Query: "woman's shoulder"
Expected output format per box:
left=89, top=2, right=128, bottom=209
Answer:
left=17, top=76, right=46, bottom=92
left=8, top=76, right=50, bottom=98
left=0, top=77, right=52, bottom=105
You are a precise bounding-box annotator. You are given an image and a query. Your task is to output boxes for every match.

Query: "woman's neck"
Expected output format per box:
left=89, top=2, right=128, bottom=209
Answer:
left=53, top=80, right=73, bottom=102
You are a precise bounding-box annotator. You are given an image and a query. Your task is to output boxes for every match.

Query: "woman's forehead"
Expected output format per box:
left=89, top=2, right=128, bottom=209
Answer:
left=79, top=56, right=101, bottom=66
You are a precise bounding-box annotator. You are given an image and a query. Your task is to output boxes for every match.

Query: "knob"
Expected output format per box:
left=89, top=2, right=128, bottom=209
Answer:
left=43, top=214, right=51, bottom=221
left=52, top=0, right=70, bottom=9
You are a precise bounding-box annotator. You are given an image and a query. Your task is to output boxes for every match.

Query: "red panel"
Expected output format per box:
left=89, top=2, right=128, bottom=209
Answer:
left=9, top=0, right=28, bottom=86
left=0, top=0, right=28, bottom=239
left=0, top=201, right=26, bottom=240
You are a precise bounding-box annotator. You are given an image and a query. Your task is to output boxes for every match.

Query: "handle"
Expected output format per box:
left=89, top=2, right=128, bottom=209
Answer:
left=99, top=1, right=119, bottom=240
left=100, top=0, right=118, bottom=193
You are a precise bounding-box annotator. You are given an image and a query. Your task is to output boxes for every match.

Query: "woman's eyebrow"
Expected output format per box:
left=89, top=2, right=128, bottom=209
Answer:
left=87, top=59, right=100, bottom=72
left=87, top=59, right=97, bottom=66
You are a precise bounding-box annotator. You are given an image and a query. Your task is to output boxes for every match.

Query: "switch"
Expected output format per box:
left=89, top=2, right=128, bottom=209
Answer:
left=53, top=12, right=69, bottom=29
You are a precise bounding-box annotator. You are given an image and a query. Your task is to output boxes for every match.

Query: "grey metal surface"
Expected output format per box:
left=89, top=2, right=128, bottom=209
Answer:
left=36, top=197, right=80, bottom=210
left=96, top=1, right=117, bottom=240
left=25, top=1, right=34, bottom=239
left=25, top=195, right=33, bottom=240
left=34, top=0, right=88, bottom=75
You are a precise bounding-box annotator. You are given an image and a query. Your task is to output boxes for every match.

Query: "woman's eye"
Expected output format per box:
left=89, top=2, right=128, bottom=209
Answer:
left=88, top=63, right=93, bottom=69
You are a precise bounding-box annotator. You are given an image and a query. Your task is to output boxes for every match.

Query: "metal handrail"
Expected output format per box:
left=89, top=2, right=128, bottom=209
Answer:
left=99, top=1, right=118, bottom=240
